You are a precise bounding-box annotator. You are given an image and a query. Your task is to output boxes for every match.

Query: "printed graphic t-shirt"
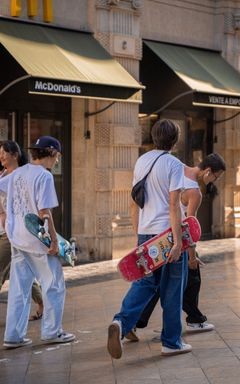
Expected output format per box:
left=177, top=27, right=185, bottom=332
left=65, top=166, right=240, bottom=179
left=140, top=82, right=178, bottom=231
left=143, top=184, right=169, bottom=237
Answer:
left=133, top=150, right=184, bottom=235
left=0, top=164, right=58, bottom=253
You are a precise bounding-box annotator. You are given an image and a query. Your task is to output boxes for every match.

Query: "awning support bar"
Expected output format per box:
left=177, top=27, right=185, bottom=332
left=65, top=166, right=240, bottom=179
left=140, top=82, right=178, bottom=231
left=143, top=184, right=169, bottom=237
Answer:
left=140, top=90, right=194, bottom=119
left=0, top=75, right=31, bottom=96
left=85, top=101, right=115, bottom=118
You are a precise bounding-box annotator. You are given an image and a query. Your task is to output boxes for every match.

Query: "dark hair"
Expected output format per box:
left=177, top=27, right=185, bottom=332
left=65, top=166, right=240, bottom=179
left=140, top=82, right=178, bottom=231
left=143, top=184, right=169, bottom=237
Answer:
left=198, top=153, right=226, bottom=172
left=30, top=148, right=58, bottom=160
left=0, top=140, right=27, bottom=166
left=151, top=119, right=180, bottom=150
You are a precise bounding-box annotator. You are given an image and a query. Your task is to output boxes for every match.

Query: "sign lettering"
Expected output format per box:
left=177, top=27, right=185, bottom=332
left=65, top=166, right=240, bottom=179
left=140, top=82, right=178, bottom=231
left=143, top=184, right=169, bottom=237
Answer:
left=30, top=79, right=82, bottom=96
left=193, top=92, right=240, bottom=109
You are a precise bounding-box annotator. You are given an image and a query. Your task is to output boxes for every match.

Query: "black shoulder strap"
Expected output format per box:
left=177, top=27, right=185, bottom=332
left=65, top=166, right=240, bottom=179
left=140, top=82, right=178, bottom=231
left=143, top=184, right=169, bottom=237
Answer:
left=144, top=151, right=168, bottom=179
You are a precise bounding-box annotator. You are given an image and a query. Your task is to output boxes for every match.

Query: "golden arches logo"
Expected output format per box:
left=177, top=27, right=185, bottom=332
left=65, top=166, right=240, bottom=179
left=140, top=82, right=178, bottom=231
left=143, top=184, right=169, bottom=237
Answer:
left=11, top=0, right=53, bottom=22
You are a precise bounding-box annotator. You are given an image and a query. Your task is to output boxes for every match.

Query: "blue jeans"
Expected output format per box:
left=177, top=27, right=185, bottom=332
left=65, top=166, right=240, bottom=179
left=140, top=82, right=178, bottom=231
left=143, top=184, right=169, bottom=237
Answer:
left=114, top=234, right=188, bottom=349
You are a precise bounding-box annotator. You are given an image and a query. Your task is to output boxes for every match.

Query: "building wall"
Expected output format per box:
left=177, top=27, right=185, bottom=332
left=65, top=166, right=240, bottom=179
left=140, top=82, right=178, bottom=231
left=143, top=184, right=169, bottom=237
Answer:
left=91, top=0, right=142, bottom=259
left=2, top=0, right=240, bottom=260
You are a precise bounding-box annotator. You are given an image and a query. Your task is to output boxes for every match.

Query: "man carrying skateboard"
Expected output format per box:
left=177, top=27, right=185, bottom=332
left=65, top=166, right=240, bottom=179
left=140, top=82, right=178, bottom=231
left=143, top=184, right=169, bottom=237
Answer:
left=107, top=119, right=190, bottom=359
left=132, top=153, right=226, bottom=336
left=0, top=136, right=75, bottom=348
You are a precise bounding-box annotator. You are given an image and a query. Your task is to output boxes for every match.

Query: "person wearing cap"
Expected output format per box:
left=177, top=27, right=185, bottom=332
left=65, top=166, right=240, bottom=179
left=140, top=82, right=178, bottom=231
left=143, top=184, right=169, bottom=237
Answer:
left=0, top=136, right=75, bottom=349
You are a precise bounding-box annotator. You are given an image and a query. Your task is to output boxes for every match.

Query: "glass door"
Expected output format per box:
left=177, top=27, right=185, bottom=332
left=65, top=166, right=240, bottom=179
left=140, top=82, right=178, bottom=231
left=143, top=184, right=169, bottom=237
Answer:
left=22, top=112, right=71, bottom=237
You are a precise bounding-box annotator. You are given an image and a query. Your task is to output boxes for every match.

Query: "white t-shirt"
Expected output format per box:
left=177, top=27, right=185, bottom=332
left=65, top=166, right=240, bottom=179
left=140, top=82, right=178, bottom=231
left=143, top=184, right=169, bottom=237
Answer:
left=133, top=149, right=184, bottom=235
left=0, top=170, right=8, bottom=235
left=0, top=164, right=58, bottom=253
left=180, top=175, right=199, bottom=217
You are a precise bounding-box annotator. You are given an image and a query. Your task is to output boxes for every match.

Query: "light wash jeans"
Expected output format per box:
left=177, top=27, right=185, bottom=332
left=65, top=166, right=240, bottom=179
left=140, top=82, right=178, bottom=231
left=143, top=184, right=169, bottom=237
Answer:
left=114, top=234, right=188, bottom=349
left=4, top=247, right=65, bottom=342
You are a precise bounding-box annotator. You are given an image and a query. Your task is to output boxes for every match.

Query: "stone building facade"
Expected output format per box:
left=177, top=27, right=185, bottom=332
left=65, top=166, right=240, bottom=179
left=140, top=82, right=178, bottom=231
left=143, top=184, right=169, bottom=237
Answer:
left=1, top=0, right=240, bottom=261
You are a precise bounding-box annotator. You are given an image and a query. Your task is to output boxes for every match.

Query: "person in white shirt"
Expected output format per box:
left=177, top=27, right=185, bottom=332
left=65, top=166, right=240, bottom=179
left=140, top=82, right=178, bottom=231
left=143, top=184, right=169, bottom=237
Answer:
left=0, top=136, right=75, bottom=349
left=131, top=153, right=226, bottom=336
left=107, top=119, right=190, bottom=359
left=0, top=141, right=43, bottom=321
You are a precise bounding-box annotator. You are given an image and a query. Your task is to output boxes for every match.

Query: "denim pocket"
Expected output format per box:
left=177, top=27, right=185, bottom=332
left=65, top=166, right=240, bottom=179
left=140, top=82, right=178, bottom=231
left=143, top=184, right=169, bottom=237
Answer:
left=169, top=257, right=183, bottom=278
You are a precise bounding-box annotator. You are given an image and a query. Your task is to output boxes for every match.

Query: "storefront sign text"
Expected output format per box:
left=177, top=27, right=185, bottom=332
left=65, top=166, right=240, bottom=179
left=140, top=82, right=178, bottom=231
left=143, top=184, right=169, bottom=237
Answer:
left=193, top=92, right=240, bottom=109
left=29, top=79, right=81, bottom=96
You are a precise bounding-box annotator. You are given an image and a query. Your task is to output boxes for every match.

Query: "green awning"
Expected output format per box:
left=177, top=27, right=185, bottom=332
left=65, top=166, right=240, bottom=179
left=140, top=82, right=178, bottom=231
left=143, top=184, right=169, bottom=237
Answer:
left=144, top=40, right=240, bottom=108
left=0, top=19, right=143, bottom=102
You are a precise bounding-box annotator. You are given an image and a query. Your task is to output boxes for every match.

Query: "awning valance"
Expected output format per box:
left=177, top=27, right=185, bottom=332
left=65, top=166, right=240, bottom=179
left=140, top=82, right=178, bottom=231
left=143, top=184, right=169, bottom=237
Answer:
left=0, top=19, right=143, bottom=102
left=144, top=40, right=240, bottom=108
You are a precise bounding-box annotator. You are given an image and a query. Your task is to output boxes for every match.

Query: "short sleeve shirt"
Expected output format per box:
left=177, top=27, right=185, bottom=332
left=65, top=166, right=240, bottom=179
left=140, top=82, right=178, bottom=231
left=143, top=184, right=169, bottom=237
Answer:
left=0, top=164, right=58, bottom=253
left=133, top=150, right=184, bottom=235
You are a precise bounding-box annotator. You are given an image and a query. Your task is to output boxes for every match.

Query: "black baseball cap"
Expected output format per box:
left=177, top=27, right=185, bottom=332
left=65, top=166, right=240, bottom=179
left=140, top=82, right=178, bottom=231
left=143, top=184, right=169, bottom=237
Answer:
left=28, top=136, right=61, bottom=153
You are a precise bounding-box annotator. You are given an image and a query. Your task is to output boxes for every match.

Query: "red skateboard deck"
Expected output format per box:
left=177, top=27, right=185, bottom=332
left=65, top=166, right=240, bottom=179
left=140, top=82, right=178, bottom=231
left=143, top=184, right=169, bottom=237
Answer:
left=118, top=216, right=201, bottom=282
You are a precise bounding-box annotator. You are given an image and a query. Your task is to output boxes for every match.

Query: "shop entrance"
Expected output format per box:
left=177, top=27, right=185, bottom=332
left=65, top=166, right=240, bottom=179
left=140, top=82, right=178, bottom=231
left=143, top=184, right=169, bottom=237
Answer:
left=0, top=98, right=71, bottom=238
left=139, top=110, right=214, bottom=239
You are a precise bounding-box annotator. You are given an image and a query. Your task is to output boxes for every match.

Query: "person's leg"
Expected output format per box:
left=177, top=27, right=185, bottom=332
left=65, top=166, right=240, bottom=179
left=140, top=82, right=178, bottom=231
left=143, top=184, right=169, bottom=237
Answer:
left=136, top=290, right=160, bottom=328
left=29, top=254, right=66, bottom=339
left=29, top=281, right=44, bottom=321
left=4, top=248, right=34, bottom=343
left=108, top=233, right=160, bottom=358
left=183, top=265, right=207, bottom=323
left=183, top=265, right=214, bottom=332
left=0, top=234, right=11, bottom=290
left=114, top=270, right=161, bottom=336
left=108, top=270, right=160, bottom=358
left=160, top=251, right=189, bottom=350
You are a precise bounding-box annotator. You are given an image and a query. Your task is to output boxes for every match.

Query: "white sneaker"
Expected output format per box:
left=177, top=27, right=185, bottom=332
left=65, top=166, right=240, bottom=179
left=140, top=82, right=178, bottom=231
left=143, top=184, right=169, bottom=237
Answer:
left=3, top=338, right=32, bottom=349
left=186, top=322, right=215, bottom=333
left=161, top=342, right=192, bottom=356
left=107, top=320, right=123, bottom=359
left=42, top=332, right=75, bottom=344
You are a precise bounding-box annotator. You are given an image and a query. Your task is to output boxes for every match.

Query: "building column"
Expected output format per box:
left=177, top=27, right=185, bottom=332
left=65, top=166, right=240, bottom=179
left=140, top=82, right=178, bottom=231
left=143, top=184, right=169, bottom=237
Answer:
left=215, top=8, right=240, bottom=238
left=73, top=0, right=142, bottom=260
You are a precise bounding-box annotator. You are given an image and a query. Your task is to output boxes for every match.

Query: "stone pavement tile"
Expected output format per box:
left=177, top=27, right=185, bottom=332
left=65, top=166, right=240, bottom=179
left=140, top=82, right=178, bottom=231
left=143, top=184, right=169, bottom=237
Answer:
left=155, top=353, right=200, bottom=370
left=117, top=380, right=163, bottom=384
left=192, top=347, right=239, bottom=369
left=159, top=367, right=208, bottom=384
left=199, top=354, right=240, bottom=370
left=204, top=365, right=240, bottom=384
left=24, top=372, right=70, bottom=384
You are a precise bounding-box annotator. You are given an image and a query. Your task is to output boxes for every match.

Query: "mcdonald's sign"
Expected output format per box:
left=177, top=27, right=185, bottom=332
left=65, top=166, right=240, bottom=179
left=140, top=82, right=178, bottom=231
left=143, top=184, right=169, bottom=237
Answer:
left=11, top=0, right=53, bottom=22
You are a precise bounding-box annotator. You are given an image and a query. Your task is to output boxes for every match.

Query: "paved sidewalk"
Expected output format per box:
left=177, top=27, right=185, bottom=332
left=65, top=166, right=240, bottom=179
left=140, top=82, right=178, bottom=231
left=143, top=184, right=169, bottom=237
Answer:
left=1, top=238, right=240, bottom=383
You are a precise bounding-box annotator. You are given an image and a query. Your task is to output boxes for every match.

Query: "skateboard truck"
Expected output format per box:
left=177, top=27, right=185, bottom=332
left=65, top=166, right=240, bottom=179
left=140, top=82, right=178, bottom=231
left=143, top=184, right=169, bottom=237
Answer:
left=181, top=222, right=196, bottom=248
left=136, top=246, right=153, bottom=277
left=38, top=214, right=51, bottom=242
left=70, top=237, right=77, bottom=261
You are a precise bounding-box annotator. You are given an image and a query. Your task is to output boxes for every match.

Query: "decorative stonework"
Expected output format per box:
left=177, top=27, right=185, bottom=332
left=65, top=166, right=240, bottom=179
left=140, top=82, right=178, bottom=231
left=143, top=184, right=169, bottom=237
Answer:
left=95, top=124, right=111, bottom=145
left=131, top=0, right=143, bottom=10
left=112, top=190, right=131, bottom=215
left=108, top=0, right=120, bottom=5
left=96, top=216, right=112, bottom=236
left=224, top=12, right=234, bottom=34
left=113, top=146, right=132, bottom=168
left=95, top=32, right=110, bottom=52
left=234, top=12, right=240, bottom=31
left=95, top=169, right=112, bottom=190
